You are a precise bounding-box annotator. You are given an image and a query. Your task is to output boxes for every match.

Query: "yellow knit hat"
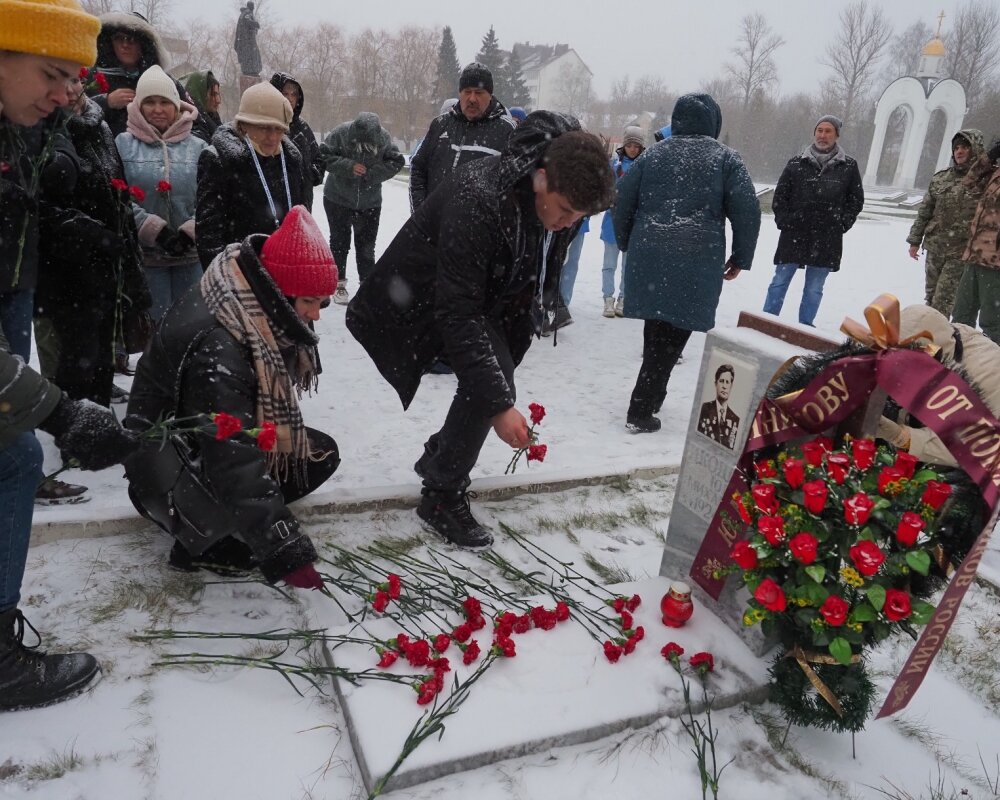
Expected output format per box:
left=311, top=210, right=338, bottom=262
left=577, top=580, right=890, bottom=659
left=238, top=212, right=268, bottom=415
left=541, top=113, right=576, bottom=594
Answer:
left=0, top=0, right=100, bottom=67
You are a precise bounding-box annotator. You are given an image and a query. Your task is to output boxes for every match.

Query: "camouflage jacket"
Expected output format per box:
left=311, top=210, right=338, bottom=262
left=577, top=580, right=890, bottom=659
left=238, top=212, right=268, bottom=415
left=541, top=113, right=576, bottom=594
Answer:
left=963, top=160, right=1000, bottom=270
left=907, top=128, right=985, bottom=259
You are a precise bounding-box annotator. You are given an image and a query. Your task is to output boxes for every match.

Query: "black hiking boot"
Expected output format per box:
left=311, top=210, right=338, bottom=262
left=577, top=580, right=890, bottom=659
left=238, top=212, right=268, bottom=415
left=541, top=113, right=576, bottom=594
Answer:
left=168, top=538, right=258, bottom=577
left=0, top=608, right=101, bottom=712
left=417, top=490, right=494, bottom=549
left=626, top=414, right=662, bottom=433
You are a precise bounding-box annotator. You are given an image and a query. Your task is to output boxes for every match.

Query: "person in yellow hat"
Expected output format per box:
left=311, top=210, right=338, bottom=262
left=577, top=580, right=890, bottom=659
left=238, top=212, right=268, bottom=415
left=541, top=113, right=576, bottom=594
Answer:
left=0, top=0, right=144, bottom=712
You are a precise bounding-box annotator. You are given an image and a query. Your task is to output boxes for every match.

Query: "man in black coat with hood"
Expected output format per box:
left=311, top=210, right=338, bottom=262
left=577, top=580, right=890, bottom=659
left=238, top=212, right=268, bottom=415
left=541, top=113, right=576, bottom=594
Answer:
left=270, top=72, right=325, bottom=200
left=347, top=112, right=613, bottom=548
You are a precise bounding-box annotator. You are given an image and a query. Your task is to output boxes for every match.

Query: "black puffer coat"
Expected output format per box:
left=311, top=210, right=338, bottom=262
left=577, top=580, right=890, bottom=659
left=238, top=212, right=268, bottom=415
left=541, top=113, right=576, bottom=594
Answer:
left=196, top=123, right=310, bottom=269
left=125, top=236, right=318, bottom=580
left=408, top=96, right=515, bottom=211
left=346, top=111, right=580, bottom=415
left=269, top=73, right=324, bottom=191
left=772, top=146, right=864, bottom=271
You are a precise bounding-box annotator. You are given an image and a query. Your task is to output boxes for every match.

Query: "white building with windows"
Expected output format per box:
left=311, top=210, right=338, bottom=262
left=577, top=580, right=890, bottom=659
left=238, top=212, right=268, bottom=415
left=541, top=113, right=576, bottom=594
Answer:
left=510, top=43, right=592, bottom=115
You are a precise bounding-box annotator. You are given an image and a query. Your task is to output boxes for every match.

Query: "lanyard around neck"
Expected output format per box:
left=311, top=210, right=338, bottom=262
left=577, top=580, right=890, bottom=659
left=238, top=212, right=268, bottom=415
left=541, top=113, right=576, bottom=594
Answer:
left=247, top=140, right=292, bottom=227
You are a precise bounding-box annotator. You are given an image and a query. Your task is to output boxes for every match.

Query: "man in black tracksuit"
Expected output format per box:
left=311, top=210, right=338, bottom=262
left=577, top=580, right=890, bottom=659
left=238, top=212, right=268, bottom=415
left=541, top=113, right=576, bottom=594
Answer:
left=346, top=112, right=613, bottom=548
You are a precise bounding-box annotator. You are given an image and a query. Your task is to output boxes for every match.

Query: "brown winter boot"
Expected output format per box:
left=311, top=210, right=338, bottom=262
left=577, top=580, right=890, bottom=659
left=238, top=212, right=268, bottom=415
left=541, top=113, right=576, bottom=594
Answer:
left=0, top=608, right=101, bottom=712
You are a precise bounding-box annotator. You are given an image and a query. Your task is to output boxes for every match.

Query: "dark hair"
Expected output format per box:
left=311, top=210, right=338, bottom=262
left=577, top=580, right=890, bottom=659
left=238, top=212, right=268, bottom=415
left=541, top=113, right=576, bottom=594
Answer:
left=542, top=131, right=615, bottom=215
left=715, top=363, right=735, bottom=382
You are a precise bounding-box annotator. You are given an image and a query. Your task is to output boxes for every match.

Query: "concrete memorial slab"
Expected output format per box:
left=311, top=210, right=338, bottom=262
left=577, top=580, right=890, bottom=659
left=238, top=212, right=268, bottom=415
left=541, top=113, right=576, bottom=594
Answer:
left=312, top=576, right=769, bottom=795
left=660, top=315, right=839, bottom=653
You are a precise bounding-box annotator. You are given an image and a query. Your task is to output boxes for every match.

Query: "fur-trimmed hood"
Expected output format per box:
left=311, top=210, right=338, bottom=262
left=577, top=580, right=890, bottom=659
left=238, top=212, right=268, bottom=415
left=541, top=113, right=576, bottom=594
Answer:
left=96, top=12, right=167, bottom=73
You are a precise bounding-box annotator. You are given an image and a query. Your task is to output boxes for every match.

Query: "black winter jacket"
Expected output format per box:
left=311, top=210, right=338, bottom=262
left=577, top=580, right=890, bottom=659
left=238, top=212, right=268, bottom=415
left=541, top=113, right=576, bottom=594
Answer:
left=196, top=123, right=310, bottom=269
left=125, top=236, right=318, bottom=580
left=347, top=111, right=580, bottom=415
left=408, top=97, right=515, bottom=211
left=36, top=99, right=150, bottom=317
left=772, top=147, right=864, bottom=271
left=269, top=73, right=324, bottom=191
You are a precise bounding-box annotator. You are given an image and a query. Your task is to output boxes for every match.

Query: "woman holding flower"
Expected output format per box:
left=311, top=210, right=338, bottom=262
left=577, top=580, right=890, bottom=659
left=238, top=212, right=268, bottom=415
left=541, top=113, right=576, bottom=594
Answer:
left=115, top=65, right=206, bottom=320
left=124, top=207, right=340, bottom=585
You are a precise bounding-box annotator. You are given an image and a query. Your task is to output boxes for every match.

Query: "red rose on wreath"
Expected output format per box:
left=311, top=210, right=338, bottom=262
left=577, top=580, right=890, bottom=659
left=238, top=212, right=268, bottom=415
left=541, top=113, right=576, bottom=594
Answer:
left=877, top=466, right=907, bottom=496
left=733, top=492, right=752, bottom=524
left=819, top=595, right=848, bottom=626
left=851, top=438, right=876, bottom=470
left=758, top=515, right=786, bottom=547
left=754, top=578, right=786, bottom=612
left=896, top=511, right=925, bottom=547
left=752, top=484, right=779, bottom=515
left=730, top=540, right=758, bottom=570
left=884, top=588, right=912, bottom=621
left=754, top=459, right=777, bottom=479
left=826, top=453, right=850, bottom=484
left=528, top=402, right=546, bottom=425
left=802, top=440, right=826, bottom=467
left=849, top=540, right=885, bottom=576
left=782, top=457, right=805, bottom=489
left=788, top=532, right=818, bottom=565
left=689, top=651, right=715, bottom=673
left=802, top=480, right=828, bottom=514
left=843, top=492, right=875, bottom=525
left=922, top=480, right=952, bottom=510
left=894, top=451, right=919, bottom=479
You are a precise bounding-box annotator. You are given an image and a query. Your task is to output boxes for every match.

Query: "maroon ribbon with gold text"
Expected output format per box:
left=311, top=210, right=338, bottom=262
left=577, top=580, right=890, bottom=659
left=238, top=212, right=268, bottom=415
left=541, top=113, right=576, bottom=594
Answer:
left=689, top=347, right=1000, bottom=718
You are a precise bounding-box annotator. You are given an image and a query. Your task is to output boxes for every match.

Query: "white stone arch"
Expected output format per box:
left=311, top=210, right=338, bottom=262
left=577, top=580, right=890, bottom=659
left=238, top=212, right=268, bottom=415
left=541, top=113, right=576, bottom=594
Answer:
left=864, top=77, right=967, bottom=189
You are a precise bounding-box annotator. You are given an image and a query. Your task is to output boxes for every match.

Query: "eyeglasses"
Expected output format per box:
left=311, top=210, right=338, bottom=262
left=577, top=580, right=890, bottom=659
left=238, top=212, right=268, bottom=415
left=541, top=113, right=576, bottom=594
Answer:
left=112, top=33, right=139, bottom=45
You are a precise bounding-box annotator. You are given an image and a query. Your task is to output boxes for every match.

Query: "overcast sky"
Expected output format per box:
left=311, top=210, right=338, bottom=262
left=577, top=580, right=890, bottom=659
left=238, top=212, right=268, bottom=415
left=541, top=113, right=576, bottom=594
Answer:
left=172, top=0, right=956, bottom=98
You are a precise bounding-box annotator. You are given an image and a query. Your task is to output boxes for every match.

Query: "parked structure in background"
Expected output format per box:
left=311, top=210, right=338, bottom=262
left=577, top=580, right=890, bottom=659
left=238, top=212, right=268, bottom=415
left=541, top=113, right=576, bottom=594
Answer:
left=509, top=43, right=592, bottom=115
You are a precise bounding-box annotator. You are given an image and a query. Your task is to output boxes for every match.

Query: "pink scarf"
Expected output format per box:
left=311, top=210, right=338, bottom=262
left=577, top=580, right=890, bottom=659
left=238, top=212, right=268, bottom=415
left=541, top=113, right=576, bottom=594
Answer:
left=125, top=100, right=198, bottom=144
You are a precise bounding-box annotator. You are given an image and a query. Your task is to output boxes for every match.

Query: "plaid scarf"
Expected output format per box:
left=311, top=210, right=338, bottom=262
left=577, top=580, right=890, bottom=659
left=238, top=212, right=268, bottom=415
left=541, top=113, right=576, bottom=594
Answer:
left=200, top=244, right=319, bottom=485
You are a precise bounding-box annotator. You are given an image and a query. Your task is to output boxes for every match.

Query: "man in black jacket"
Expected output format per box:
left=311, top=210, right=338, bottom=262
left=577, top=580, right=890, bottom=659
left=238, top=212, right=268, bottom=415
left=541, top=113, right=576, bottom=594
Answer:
left=408, top=62, right=516, bottom=212
left=347, top=113, right=613, bottom=548
left=762, top=115, right=864, bottom=326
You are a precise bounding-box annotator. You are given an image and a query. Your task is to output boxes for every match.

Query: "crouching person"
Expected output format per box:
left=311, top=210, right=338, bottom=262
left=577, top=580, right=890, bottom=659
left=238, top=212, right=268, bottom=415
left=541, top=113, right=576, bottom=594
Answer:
left=124, top=206, right=340, bottom=589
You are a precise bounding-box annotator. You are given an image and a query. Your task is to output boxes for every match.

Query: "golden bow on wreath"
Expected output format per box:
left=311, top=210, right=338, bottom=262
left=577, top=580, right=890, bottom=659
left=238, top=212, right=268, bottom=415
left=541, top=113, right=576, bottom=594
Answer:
left=840, top=293, right=935, bottom=353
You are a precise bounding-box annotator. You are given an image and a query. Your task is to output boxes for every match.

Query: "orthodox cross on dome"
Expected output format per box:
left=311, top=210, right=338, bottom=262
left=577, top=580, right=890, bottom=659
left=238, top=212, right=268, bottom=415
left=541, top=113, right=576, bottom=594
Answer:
left=936, top=10, right=945, bottom=37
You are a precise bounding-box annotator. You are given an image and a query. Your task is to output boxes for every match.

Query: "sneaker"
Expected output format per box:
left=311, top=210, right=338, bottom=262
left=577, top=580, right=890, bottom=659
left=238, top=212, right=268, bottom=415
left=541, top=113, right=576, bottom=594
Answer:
left=417, top=490, right=494, bottom=549
left=168, top=539, right=257, bottom=577
left=615, top=297, right=625, bottom=317
left=110, top=384, right=129, bottom=404
left=0, top=608, right=101, bottom=712
left=552, top=305, right=573, bottom=330
left=35, top=477, right=90, bottom=506
left=332, top=285, right=350, bottom=305
left=626, top=414, right=662, bottom=433
left=603, top=297, right=616, bottom=318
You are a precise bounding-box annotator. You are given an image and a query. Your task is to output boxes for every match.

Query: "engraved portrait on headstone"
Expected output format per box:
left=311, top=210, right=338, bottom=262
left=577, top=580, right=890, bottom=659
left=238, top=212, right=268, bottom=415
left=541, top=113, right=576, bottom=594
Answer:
left=695, top=351, right=755, bottom=451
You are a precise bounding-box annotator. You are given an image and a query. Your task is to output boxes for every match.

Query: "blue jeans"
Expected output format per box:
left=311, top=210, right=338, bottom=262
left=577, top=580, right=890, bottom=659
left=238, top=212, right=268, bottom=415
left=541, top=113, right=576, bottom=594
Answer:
left=560, top=229, right=585, bottom=307
left=145, top=263, right=203, bottom=321
left=602, top=242, right=626, bottom=300
left=762, top=263, right=830, bottom=326
left=0, top=290, right=35, bottom=361
left=0, top=433, right=43, bottom=612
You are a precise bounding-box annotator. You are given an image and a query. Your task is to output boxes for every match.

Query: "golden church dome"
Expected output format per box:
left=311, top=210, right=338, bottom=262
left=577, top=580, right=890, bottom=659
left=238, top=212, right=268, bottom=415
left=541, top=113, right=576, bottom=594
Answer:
left=922, top=37, right=945, bottom=57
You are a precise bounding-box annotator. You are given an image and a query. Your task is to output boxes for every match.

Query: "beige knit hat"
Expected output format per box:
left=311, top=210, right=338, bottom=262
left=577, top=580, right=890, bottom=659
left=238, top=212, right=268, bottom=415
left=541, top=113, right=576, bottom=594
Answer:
left=135, top=65, right=180, bottom=109
left=234, top=82, right=292, bottom=131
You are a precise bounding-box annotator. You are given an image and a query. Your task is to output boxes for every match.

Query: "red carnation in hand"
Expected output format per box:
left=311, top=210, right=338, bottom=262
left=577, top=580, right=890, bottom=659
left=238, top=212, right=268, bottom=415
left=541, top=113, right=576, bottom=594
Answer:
left=851, top=438, right=876, bottom=470
left=96, top=72, right=110, bottom=92
left=896, top=511, right=925, bottom=547
left=110, top=177, right=128, bottom=192
left=689, top=651, right=715, bottom=673
left=387, top=573, right=402, bottom=600
left=758, top=515, right=786, bottom=547
left=212, top=411, right=243, bottom=440
left=371, top=590, right=390, bottom=613
left=754, top=578, right=786, bottom=612
left=819, top=595, right=849, bottom=627
left=894, top=451, right=919, bottom=479
left=922, top=480, right=952, bottom=510
left=752, top=484, right=780, bottom=515
left=255, top=421, right=277, bottom=451
left=782, top=457, right=805, bottom=489
left=528, top=402, right=546, bottom=425
left=156, top=179, right=172, bottom=193
left=843, top=492, right=875, bottom=526
left=462, top=639, right=481, bottom=665
left=730, top=540, right=758, bottom=570
left=555, top=601, right=571, bottom=621
left=527, top=444, right=547, bottom=463
left=754, top=459, right=777, bottom=479
left=376, top=650, right=398, bottom=668
left=660, top=642, right=684, bottom=662
left=802, top=479, right=828, bottom=514
left=788, top=532, right=818, bottom=565
left=129, top=185, right=146, bottom=202
left=849, top=540, right=885, bottom=576
left=826, top=452, right=851, bottom=484
left=433, top=634, right=451, bottom=653
left=884, top=588, right=912, bottom=622
left=603, top=640, right=623, bottom=663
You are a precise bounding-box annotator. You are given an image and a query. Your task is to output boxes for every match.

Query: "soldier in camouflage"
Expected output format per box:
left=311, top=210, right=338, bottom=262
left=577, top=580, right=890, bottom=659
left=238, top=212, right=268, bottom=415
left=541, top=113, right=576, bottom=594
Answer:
left=906, top=129, right=985, bottom=316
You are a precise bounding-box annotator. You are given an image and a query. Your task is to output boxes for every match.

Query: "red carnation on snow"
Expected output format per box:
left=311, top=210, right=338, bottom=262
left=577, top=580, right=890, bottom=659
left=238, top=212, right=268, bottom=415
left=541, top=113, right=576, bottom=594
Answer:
left=462, top=640, right=481, bottom=665
left=689, top=651, right=715, bottom=673
left=603, top=640, right=623, bottom=663
left=660, top=642, right=684, bottom=662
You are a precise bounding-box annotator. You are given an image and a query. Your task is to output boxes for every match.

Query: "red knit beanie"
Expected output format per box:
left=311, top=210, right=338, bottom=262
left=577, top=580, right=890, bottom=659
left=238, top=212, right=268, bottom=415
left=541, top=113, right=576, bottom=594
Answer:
left=259, top=206, right=338, bottom=296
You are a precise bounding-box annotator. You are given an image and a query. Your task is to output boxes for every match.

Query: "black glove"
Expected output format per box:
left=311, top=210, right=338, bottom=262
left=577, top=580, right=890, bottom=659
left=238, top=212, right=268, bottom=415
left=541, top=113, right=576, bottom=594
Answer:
left=174, top=229, right=194, bottom=252
left=39, top=396, right=140, bottom=470
left=155, top=227, right=184, bottom=256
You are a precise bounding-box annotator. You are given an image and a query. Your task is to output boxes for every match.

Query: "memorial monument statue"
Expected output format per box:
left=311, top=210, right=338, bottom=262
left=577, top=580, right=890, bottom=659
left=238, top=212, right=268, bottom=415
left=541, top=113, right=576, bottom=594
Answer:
left=234, top=2, right=261, bottom=77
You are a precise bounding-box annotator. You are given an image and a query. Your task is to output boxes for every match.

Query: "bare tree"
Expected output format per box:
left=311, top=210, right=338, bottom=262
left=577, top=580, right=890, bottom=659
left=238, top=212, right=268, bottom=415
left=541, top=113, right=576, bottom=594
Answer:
left=821, top=0, right=892, bottom=125
left=554, top=62, right=593, bottom=117
left=80, top=0, right=116, bottom=15
left=726, top=12, right=785, bottom=107
left=880, top=20, right=933, bottom=82
left=944, top=1, right=1000, bottom=107
left=299, top=23, right=347, bottom=135
left=384, top=26, right=439, bottom=149
left=349, top=29, right=391, bottom=103
left=126, top=0, right=173, bottom=26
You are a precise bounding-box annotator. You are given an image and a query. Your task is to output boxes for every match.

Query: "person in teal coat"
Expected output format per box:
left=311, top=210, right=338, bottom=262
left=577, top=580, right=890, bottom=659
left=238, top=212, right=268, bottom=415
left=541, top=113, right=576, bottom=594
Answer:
left=613, top=93, right=760, bottom=433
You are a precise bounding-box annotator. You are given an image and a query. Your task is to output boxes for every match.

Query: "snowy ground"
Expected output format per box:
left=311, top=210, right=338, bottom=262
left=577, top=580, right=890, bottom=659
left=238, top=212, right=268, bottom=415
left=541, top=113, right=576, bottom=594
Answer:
left=7, top=183, right=1000, bottom=799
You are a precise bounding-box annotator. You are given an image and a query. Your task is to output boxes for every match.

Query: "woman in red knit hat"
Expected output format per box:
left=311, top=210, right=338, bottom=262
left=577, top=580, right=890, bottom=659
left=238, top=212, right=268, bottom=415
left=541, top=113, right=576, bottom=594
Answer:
left=124, top=206, right=339, bottom=587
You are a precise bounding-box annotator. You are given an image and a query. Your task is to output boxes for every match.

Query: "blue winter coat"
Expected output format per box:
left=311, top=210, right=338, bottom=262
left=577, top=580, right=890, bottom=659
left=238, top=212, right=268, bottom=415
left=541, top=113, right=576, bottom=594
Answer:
left=600, top=148, right=640, bottom=244
left=613, top=93, right=760, bottom=331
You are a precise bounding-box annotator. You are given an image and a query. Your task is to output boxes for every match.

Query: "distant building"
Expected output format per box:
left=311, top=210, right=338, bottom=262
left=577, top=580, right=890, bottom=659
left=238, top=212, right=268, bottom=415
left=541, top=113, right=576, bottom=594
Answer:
left=510, top=42, right=593, bottom=115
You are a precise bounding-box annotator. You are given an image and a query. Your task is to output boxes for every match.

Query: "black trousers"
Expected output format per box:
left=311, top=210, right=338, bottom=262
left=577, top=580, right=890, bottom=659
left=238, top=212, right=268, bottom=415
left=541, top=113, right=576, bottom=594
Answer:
left=281, top=428, right=340, bottom=503
left=628, top=319, right=692, bottom=418
left=415, top=323, right=515, bottom=493
left=43, top=295, right=116, bottom=407
left=323, top=198, right=381, bottom=284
